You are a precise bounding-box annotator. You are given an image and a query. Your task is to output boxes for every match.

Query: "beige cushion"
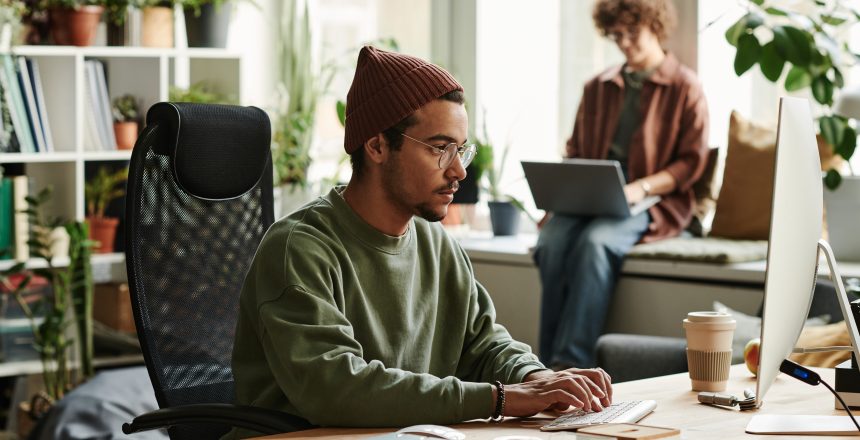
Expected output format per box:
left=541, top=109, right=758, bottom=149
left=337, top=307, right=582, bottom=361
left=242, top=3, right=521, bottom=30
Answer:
left=710, top=111, right=776, bottom=240
left=627, top=236, right=767, bottom=263
left=790, top=322, right=851, bottom=368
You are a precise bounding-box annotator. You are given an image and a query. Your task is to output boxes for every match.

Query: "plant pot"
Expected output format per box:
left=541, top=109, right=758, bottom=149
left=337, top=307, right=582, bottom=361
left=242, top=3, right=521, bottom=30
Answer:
left=184, top=2, right=233, bottom=48
left=107, top=19, right=129, bottom=46
left=141, top=6, right=173, bottom=48
left=114, top=121, right=138, bottom=150
left=49, top=5, right=104, bottom=46
left=488, top=201, right=520, bottom=236
left=824, top=175, right=860, bottom=260
left=87, top=216, right=120, bottom=253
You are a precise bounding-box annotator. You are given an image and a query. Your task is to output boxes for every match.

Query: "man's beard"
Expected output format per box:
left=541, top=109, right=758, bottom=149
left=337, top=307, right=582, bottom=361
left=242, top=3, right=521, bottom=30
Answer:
left=381, top=158, right=458, bottom=223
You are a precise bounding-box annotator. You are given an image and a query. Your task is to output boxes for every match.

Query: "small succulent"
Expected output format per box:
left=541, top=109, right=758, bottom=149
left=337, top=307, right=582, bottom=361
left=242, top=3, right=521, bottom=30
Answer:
left=111, top=94, right=139, bottom=123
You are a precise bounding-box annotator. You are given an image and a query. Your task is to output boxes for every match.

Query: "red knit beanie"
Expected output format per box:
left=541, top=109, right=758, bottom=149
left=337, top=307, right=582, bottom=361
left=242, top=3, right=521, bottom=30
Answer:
left=343, top=46, right=463, bottom=154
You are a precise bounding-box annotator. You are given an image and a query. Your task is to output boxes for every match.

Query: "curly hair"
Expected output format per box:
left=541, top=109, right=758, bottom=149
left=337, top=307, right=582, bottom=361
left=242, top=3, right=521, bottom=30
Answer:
left=592, top=0, right=677, bottom=43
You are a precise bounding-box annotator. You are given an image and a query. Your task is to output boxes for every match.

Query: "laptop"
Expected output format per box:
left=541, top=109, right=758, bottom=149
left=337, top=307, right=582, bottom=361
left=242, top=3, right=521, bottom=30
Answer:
left=521, top=159, right=660, bottom=218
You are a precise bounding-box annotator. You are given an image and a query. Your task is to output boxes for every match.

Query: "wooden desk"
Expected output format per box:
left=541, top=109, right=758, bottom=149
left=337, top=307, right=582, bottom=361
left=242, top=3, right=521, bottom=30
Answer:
left=257, top=365, right=848, bottom=439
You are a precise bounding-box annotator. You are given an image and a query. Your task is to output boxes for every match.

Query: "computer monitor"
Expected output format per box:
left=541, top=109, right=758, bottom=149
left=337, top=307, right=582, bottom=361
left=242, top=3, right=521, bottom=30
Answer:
left=755, top=96, right=823, bottom=406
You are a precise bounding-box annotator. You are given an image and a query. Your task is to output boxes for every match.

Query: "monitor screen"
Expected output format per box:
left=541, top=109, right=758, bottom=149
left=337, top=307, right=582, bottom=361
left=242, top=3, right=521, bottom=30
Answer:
left=756, top=97, right=823, bottom=406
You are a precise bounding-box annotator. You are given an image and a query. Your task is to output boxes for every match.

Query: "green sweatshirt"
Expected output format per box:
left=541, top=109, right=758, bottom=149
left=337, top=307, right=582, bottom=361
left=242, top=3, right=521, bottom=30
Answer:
left=230, top=187, right=544, bottom=433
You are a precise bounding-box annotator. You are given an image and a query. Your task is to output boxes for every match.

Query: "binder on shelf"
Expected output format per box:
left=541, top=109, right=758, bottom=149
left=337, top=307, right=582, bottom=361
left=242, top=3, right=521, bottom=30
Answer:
left=11, top=175, right=28, bottom=262
left=25, top=58, right=53, bottom=153
left=0, top=54, right=33, bottom=153
left=16, top=57, right=46, bottom=153
left=0, top=178, right=12, bottom=260
left=82, top=62, right=104, bottom=151
left=92, top=60, right=116, bottom=150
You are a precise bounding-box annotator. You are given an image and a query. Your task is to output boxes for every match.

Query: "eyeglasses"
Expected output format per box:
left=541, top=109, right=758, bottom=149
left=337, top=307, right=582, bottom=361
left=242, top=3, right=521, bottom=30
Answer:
left=400, top=132, right=477, bottom=169
left=607, top=27, right=640, bottom=43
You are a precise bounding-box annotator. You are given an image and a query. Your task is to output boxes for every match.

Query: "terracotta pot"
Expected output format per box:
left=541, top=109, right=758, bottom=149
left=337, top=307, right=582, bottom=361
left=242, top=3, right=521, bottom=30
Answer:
left=87, top=216, right=120, bottom=253
left=114, top=121, right=138, bottom=150
left=50, top=6, right=104, bottom=46
left=142, top=6, right=174, bottom=48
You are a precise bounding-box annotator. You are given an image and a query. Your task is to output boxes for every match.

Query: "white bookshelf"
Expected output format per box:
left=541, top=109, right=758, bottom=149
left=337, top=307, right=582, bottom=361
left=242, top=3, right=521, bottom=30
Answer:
left=0, top=45, right=242, bottom=378
left=1, top=45, right=242, bottom=269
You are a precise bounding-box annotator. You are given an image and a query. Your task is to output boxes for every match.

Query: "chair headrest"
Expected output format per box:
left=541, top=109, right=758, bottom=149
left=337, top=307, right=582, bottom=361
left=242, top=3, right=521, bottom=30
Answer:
left=145, top=102, right=271, bottom=200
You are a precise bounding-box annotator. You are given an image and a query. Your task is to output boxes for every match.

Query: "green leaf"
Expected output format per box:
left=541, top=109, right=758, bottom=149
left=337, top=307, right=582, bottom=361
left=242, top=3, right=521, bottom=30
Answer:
left=335, top=100, right=346, bottom=127
left=833, top=67, right=844, bottom=88
left=750, top=0, right=764, bottom=5
left=785, top=66, right=812, bottom=91
left=734, top=34, right=762, bottom=76
left=821, top=14, right=847, bottom=26
left=819, top=115, right=845, bottom=148
left=824, top=168, right=842, bottom=190
left=811, top=75, right=834, bottom=105
left=765, top=6, right=788, bottom=16
left=839, top=126, right=857, bottom=161
left=725, top=13, right=762, bottom=46
left=774, top=25, right=812, bottom=66
left=759, top=41, right=785, bottom=82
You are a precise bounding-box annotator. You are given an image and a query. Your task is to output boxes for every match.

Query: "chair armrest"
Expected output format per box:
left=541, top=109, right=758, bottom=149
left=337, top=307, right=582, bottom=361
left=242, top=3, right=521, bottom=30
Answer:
left=122, top=403, right=314, bottom=436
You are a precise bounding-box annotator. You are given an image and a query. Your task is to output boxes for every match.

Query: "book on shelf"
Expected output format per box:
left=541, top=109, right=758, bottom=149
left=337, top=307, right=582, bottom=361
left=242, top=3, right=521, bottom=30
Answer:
left=16, top=57, right=46, bottom=153
left=0, top=177, right=12, bottom=260
left=92, top=60, right=117, bottom=150
left=22, top=57, right=53, bottom=153
left=11, top=175, right=28, bottom=262
left=82, top=61, right=104, bottom=151
left=0, top=54, right=33, bottom=153
left=83, top=60, right=118, bottom=151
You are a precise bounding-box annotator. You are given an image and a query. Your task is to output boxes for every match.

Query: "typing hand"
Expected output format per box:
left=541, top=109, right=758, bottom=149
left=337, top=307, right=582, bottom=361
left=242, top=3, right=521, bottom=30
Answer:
left=505, top=368, right=613, bottom=417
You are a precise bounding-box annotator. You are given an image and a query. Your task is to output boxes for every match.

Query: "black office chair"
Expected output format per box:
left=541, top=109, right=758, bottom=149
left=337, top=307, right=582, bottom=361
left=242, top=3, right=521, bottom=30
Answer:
left=122, top=102, right=313, bottom=439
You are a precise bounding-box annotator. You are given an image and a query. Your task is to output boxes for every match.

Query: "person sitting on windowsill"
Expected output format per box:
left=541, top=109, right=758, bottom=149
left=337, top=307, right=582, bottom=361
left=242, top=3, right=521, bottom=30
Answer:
left=534, top=0, right=710, bottom=370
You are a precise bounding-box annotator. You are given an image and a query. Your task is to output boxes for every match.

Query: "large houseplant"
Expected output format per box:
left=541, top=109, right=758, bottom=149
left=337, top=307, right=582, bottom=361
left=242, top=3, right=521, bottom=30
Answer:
left=84, top=166, right=127, bottom=253
left=725, top=0, right=859, bottom=189
left=0, top=188, right=95, bottom=436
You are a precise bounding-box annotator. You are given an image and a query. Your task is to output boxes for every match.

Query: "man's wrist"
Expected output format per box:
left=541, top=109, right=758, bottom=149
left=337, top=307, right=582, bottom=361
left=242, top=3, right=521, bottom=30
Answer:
left=523, top=368, right=554, bottom=382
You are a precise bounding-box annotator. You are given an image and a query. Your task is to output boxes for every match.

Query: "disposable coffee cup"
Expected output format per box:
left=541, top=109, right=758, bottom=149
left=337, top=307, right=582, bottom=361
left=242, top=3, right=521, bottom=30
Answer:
left=683, top=311, right=736, bottom=392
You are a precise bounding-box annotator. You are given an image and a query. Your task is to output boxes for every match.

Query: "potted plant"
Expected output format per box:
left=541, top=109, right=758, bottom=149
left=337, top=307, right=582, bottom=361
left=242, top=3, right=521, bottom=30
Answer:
left=169, top=81, right=233, bottom=103
left=140, top=0, right=174, bottom=47
left=0, top=0, right=27, bottom=46
left=182, top=0, right=233, bottom=48
left=44, top=0, right=105, bottom=46
left=724, top=0, right=858, bottom=189
left=111, top=94, right=139, bottom=150
left=0, top=188, right=95, bottom=438
left=471, top=115, right=534, bottom=236
left=104, top=0, right=132, bottom=46
left=84, top=166, right=127, bottom=253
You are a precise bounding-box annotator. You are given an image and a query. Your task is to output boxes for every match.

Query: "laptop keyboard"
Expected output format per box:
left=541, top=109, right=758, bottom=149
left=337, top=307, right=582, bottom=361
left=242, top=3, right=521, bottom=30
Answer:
left=540, top=400, right=657, bottom=431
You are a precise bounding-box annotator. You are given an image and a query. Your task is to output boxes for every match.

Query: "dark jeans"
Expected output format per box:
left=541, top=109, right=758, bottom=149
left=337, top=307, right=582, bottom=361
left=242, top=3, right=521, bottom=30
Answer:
left=534, top=212, right=649, bottom=367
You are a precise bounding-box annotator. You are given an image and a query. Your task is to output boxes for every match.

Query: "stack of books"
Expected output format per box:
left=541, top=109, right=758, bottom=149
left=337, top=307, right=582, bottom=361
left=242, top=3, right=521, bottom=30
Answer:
left=0, top=54, right=54, bottom=154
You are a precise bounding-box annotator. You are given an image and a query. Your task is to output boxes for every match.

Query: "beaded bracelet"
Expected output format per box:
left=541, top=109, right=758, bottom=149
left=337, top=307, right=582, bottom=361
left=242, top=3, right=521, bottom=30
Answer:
left=491, top=380, right=505, bottom=422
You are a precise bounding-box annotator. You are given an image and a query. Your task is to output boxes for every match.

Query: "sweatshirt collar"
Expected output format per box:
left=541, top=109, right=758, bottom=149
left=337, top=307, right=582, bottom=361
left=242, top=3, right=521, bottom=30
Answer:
left=326, top=186, right=414, bottom=254
left=599, top=51, right=678, bottom=87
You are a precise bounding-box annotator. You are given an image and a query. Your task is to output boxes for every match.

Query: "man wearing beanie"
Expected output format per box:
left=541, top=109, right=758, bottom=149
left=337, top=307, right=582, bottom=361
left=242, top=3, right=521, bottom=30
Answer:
left=228, top=46, right=612, bottom=436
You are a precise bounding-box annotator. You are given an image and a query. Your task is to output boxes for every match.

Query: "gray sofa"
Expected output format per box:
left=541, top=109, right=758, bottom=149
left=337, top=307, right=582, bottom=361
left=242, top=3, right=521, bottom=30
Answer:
left=595, top=280, right=853, bottom=382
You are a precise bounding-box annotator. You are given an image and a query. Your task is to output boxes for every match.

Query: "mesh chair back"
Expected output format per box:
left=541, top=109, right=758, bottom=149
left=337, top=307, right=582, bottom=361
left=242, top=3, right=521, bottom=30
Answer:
left=125, top=103, right=273, bottom=438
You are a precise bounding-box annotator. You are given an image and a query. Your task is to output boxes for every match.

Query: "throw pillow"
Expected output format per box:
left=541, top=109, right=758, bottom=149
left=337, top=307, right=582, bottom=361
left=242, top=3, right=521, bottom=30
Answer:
left=710, top=111, right=776, bottom=240
left=713, top=301, right=828, bottom=363
left=790, top=322, right=851, bottom=367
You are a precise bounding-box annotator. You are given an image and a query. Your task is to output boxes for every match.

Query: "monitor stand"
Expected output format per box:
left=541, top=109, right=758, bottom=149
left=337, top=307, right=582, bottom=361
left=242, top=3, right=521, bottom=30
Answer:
left=746, top=239, right=860, bottom=435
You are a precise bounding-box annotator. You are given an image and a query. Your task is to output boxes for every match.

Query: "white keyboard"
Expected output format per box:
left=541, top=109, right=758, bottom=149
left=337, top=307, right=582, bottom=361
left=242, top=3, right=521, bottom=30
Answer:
left=540, top=400, right=657, bottom=431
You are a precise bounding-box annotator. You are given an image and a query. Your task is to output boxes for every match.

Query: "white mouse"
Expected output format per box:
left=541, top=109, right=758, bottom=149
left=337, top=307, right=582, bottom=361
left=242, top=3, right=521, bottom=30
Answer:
left=395, top=424, right=466, bottom=440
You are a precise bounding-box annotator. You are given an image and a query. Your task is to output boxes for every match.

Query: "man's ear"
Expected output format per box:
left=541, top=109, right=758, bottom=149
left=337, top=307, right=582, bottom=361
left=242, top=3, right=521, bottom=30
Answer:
left=364, top=134, right=387, bottom=165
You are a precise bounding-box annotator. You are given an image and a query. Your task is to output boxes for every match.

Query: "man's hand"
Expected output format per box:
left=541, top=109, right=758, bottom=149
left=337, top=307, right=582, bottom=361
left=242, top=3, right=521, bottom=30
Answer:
left=503, top=368, right=613, bottom=417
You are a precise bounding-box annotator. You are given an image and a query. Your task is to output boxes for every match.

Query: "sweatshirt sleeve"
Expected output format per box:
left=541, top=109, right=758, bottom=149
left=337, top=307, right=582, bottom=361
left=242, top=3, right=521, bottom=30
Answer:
left=257, top=285, right=494, bottom=427
left=453, top=248, right=545, bottom=384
